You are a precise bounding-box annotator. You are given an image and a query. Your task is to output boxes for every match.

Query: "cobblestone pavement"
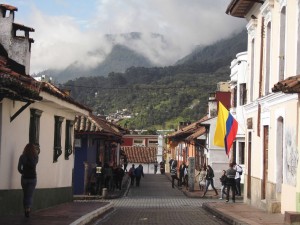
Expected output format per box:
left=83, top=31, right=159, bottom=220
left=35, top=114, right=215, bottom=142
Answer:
left=93, top=174, right=228, bottom=225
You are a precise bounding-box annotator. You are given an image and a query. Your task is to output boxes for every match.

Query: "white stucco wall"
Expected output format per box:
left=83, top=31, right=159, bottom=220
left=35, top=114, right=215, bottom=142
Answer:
left=0, top=93, right=89, bottom=190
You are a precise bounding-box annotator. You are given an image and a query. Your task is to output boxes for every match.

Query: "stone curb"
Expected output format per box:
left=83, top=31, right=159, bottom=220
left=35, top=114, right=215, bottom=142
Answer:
left=70, top=202, right=114, bottom=225
left=202, top=202, right=248, bottom=225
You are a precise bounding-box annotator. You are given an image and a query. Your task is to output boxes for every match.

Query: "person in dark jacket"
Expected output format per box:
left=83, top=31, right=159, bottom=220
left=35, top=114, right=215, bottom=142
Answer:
left=226, top=162, right=237, bottom=203
left=179, top=162, right=186, bottom=186
left=219, top=170, right=227, bottom=199
left=134, top=164, right=144, bottom=187
left=115, top=165, right=125, bottom=190
left=18, top=143, right=39, bottom=217
left=128, top=164, right=136, bottom=185
left=201, top=165, right=218, bottom=197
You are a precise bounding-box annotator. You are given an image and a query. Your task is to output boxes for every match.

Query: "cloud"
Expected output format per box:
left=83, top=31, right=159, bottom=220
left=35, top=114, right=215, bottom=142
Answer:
left=15, top=0, right=246, bottom=73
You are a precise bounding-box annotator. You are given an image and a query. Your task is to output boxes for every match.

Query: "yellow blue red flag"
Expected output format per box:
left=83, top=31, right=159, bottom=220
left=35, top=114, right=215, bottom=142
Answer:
left=213, top=101, right=238, bottom=156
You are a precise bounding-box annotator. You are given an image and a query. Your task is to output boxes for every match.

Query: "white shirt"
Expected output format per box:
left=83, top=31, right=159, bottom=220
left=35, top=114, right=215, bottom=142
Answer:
left=234, top=164, right=243, bottom=179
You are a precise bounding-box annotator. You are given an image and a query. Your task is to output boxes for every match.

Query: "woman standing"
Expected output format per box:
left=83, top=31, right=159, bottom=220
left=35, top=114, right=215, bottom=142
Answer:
left=18, top=143, right=39, bottom=217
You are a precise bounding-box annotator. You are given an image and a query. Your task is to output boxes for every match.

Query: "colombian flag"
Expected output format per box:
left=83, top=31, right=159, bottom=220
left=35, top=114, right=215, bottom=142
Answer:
left=213, top=101, right=238, bottom=156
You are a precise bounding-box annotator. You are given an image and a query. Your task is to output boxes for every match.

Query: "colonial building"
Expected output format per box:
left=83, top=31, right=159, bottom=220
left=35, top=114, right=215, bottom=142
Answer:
left=226, top=0, right=300, bottom=213
left=0, top=4, right=91, bottom=215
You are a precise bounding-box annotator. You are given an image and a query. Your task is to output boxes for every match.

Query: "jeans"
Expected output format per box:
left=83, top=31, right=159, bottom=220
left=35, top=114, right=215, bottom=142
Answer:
left=203, top=179, right=218, bottom=196
left=21, top=177, right=37, bottom=209
left=220, top=185, right=227, bottom=198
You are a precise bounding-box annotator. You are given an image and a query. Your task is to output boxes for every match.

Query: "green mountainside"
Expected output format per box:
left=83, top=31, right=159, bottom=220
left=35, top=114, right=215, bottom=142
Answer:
left=62, top=29, right=247, bottom=131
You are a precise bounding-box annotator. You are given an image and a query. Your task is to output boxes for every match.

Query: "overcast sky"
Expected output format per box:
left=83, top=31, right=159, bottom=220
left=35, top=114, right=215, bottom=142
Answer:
left=3, top=0, right=246, bottom=73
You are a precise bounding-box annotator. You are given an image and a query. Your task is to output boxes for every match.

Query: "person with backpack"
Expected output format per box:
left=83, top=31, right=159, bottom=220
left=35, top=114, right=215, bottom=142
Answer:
left=201, top=165, right=218, bottom=197
left=128, top=164, right=136, bottom=186
left=233, top=162, right=243, bottom=196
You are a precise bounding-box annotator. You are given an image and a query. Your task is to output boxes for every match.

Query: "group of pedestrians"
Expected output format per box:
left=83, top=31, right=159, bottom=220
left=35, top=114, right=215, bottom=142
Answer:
left=128, top=164, right=145, bottom=187
left=88, top=162, right=125, bottom=195
left=169, top=159, right=189, bottom=189
left=206, top=162, right=243, bottom=202
left=195, top=162, right=243, bottom=202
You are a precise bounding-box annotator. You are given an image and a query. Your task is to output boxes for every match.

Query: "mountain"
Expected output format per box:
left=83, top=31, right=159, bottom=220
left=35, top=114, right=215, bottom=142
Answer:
left=37, top=44, right=154, bottom=83
left=62, top=29, right=247, bottom=131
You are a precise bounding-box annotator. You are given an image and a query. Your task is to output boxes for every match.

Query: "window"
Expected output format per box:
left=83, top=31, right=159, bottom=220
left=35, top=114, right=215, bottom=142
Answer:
left=53, top=116, right=64, bottom=162
left=239, top=83, right=247, bottom=105
left=238, top=142, right=245, bottom=164
left=279, top=7, right=286, bottom=81
left=232, top=86, right=237, bottom=107
left=148, top=140, right=158, bottom=146
left=29, top=108, right=42, bottom=154
left=65, top=120, right=74, bottom=160
left=265, top=22, right=272, bottom=95
left=133, top=139, right=144, bottom=146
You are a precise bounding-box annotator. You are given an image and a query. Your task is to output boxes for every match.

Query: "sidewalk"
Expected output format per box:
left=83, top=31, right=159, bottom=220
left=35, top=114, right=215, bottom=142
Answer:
left=165, top=172, right=285, bottom=225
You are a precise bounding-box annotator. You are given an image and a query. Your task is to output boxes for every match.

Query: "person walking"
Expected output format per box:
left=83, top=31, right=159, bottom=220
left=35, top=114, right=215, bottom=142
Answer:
left=219, top=170, right=227, bottom=200
left=197, top=165, right=207, bottom=191
left=128, top=164, right=136, bottom=186
left=170, top=162, right=180, bottom=188
left=233, top=162, right=243, bottom=196
left=115, top=164, right=125, bottom=190
left=154, top=160, right=158, bottom=174
left=134, top=164, right=144, bottom=187
left=17, top=143, right=39, bottom=218
left=202, top=165, right=218, bottom=197
left=179, top=162, right=186, bottom=187
left=95, top=162, right=103, bottom=195
left=226, top=162, right=237, bottom=203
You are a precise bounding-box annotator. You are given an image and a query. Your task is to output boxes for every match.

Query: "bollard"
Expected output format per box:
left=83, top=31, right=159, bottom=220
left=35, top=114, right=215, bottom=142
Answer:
left=102, top=188, right=108, bottom=199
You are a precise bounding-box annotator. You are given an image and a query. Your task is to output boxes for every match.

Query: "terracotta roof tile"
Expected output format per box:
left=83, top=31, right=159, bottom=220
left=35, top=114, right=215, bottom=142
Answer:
left=168, top=115, right=209, bottom=139
left=226, top=0, right=257, bottom=18
left=75, top=115, right=123, bottom=138
left=40, top=82, right=91, bottom=112
left=122, top=146, right=157, bottom=164
left=186, top=126, right=206, bottom=141
left=0, top=4, right=17, bottom=11
left=272, top=75, right=300, bottom=93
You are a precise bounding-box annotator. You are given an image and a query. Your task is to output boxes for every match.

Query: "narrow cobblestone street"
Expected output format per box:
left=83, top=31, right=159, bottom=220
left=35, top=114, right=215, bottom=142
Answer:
left=93, top=174, right=227, bottom=225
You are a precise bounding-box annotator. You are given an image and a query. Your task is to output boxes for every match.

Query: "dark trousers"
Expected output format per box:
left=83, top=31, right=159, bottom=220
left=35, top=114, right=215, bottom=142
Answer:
left=130, top=176, right=135, bottom=185
left=226, top=183, right=236, bottom=202
left=171, top=175, right=179, bottom=188
left=95, top=177, right=102, bottom=195
left=235, top=178, right=241, bottom=195
left=21, top=177, right=37, bottom=209
left=136, top=176, right=142, bottom=187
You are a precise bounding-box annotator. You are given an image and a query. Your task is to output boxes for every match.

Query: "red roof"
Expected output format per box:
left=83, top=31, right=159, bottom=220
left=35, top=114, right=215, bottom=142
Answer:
left=272, top=75, right=300, bottom=93
left=122, top=146, right=157, bottom=164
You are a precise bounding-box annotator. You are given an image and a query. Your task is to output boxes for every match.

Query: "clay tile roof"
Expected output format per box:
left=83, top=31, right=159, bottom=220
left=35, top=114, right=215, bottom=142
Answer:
left=272, top=75, right=300, bottom=93
left=122, top=146, right=157, bottom=164
left=168, top=115, right=209, bottom=139
left=0, top=4, right=18, bottom=11
left=186, top=126, right=206, bottom=141
left=74, top=114, right=123, bottom=138
left=226, top=0, right=258, bottom=18
left=40, top=82, right=91, bottom=112
left=0, top=55, right=41, bottom=102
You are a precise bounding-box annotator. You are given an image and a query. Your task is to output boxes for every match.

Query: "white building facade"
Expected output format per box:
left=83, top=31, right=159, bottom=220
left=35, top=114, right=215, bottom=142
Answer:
left=226, top=0, right=300, bottom=213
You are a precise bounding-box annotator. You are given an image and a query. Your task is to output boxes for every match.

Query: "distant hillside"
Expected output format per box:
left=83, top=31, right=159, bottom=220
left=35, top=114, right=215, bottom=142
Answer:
left=176, top=29, right=247, bottom=66
left=37, top=44, right=154, bottom=83
left=62, top=29, right=247, bottom=131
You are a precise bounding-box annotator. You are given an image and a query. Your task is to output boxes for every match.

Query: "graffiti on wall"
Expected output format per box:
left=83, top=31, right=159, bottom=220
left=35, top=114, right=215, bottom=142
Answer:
left=284, top=128, right=299, bottom=186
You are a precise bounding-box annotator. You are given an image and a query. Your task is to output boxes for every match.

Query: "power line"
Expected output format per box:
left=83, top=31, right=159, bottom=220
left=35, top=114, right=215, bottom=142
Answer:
left=60, top=83, right=216, bottom=90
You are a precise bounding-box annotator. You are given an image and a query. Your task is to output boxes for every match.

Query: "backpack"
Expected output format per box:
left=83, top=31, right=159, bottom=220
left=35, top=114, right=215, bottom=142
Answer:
left=238, top=165, right=243, bottom=175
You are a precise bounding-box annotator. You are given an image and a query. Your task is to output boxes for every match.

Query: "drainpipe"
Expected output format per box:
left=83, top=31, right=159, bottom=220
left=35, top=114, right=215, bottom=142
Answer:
left=257, top=17, right=265, bottom=137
